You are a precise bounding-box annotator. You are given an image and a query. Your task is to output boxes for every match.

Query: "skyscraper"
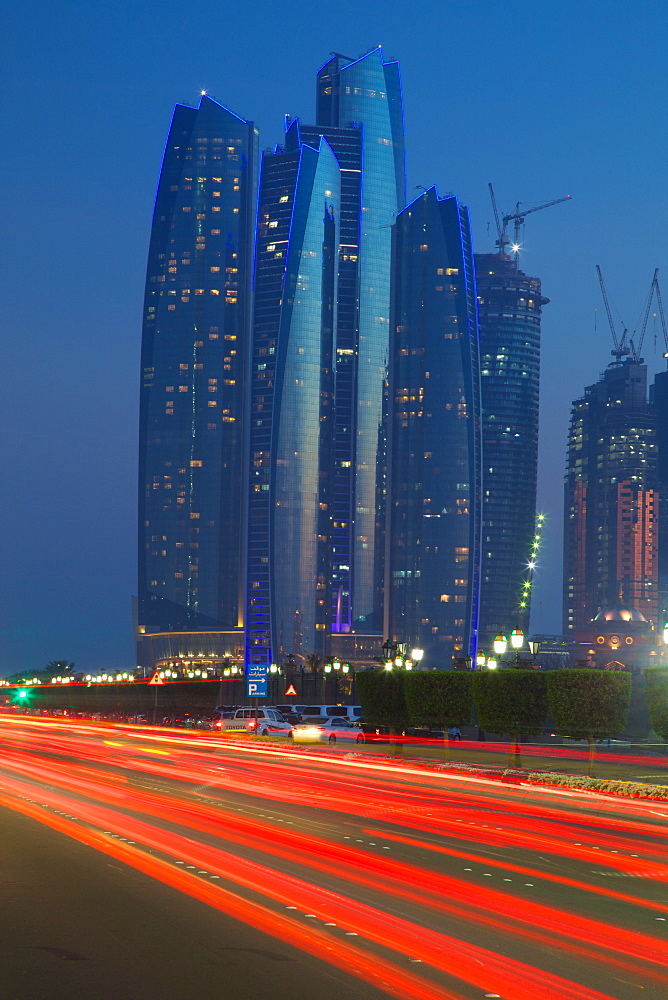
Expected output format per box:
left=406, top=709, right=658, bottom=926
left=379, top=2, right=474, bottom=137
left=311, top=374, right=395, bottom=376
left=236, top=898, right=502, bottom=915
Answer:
left=564, top=358, right=658, bottom=633
left=315, top=47, right=406, bottom=634
left=245, top=129, right=340, bottom=666
left=475, top=253, right=548, bottom=648
left=387, top=189, right=482, bottom=664
left=137, top=96, right=258, bottom=667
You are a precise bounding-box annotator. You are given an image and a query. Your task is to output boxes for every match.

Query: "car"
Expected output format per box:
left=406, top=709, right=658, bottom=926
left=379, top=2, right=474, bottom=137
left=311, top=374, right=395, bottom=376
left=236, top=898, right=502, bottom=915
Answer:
left=290, top=716, right=364, bottom=745
left=218, top=707, right=292, bottom=737
left=298, top=704, right=363, bottom=722
left=274, top=704, right=306, bottom=718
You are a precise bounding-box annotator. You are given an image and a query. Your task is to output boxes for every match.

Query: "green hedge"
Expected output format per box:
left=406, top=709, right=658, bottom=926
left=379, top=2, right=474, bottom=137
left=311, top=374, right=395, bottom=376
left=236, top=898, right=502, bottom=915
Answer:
left=547, top=669, right=631, bottom=741
left=644, top=668, right=668, bottom=741
left=404, top=672, right=473, bottom=729
left=356, top=670, right=409, bottom=727
left=472, top=670, right=548, bottom=737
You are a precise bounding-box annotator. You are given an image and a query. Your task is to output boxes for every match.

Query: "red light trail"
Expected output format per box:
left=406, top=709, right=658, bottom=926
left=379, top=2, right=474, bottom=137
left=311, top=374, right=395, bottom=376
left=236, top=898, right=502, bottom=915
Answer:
left=0, top=715, right=666, bottom=999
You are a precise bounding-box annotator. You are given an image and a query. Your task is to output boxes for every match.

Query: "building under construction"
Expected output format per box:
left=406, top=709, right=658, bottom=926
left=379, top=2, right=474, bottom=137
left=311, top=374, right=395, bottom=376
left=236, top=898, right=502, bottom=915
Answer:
left=563, top=269, right=668, bottom=634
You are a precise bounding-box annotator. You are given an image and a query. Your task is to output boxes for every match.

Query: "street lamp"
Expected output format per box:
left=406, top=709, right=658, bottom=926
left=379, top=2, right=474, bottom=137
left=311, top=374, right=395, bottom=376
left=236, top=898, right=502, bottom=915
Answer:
left=476, top=651, right=487, bottom=669
left=493, top=633, right=508, bottom=657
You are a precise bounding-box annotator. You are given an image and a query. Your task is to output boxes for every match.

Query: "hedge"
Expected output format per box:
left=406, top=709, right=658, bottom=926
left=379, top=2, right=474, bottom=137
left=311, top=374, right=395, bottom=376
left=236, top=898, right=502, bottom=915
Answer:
left=404, top=672, right=473, bottom=729
left=472, top=670, right=548, bottom=738
left=356, top=670, right=409, bottom=727
left=644, top=668, right=668, bottom=741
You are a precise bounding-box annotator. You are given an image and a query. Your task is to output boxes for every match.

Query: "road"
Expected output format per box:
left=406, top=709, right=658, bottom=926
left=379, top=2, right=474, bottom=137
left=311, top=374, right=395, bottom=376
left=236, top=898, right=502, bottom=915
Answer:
left=0, top=715, right=667, bottom=1000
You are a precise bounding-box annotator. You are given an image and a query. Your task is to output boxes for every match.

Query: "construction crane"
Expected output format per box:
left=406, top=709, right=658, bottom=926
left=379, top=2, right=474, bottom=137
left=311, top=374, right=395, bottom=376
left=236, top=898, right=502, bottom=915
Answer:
left=488, top=185, right=571, bottom=263
left=656, top=276, right=668, bottom=362
left=630, top=268, right=660, bottom=361
left=596, top=265, right=631, bottom=362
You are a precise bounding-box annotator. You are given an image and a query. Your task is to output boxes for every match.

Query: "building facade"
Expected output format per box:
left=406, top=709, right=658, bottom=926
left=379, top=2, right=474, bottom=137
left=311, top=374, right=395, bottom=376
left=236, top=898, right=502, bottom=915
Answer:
left=387, top=189, right=482, bottom=664
left=245, top=132, right=340, bottom=666
left=137, top=96, right=258, bottom=666
left=564, top=359, right=659, bottom=634
left=315, top=47, right=406, bottom=634
left=475, top=253, right=547, bottom=649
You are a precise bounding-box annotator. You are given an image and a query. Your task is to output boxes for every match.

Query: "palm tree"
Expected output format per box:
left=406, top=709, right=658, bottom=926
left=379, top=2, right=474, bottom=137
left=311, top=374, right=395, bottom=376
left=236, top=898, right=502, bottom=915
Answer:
left=46, top=660, right=75, bottom=673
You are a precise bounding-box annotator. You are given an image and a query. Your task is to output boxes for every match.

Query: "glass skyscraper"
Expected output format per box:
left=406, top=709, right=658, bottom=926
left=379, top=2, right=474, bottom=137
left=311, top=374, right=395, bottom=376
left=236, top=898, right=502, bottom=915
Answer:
left=245, top=129, right=339, bottom=666
left=137, top=96, right=258, bottom=664
left=475, top=253, right=547, bottom=648
left=387, top=189, right=482, bottom=664
left=315, top=47, right=406, bottom=633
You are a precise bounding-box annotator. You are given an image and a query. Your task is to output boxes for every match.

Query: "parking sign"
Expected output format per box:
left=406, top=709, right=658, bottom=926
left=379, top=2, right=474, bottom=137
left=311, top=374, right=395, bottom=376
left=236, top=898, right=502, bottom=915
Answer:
left=246, top=662, right=268, bottom=698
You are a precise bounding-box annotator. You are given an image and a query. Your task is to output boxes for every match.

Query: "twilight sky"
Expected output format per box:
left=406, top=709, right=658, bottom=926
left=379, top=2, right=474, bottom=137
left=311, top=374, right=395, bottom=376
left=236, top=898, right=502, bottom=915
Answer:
left=2, top=0, right=666, bottom=673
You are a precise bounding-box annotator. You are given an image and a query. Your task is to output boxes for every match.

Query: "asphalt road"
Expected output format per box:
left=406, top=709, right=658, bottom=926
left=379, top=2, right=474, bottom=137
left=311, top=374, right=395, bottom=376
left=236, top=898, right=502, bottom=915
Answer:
left=1, top=716, right=667, bottom=1000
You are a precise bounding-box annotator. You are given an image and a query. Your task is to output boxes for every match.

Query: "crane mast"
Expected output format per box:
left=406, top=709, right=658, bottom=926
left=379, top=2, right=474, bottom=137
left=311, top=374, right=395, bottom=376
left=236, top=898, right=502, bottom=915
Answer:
left=488, top=187, right=572, bottom=265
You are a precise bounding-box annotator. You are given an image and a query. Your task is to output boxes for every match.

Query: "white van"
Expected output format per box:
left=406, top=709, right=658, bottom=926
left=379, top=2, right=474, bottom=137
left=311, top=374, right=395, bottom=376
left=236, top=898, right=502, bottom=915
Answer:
left=299, top=704, right=363, bottom=722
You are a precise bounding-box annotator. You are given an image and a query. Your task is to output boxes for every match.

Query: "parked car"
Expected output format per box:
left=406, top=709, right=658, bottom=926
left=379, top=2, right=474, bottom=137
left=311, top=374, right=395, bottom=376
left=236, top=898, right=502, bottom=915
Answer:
left=290, top=716, right=364, bottom=745
left=298, top=704, right=363, bottom=722
left=274, top=704, right=306, bottom=718
left=218, top=707, right=292, bottom=737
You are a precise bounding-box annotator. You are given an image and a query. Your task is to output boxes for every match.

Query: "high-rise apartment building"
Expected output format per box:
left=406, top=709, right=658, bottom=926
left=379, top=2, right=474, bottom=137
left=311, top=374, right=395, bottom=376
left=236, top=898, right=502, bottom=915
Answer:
left=315, top=47, right=406, bottom=634
left=564, top=359, right=658, bottom=633
left=475, top=253, right=547, bottom=648
left=245, top=130, right=340, bottom=665
left=137, top=96, right=258, bottom=667
left=387, top=189, right=482, bottom=663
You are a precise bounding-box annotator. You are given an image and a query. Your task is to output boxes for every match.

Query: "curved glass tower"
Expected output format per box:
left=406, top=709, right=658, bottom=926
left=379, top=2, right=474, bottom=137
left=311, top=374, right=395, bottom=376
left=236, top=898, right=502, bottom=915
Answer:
left=388, top=189, right=482, bottom=664
left=316, top=48, right=406, bottom=632
left=137, top=96, right=258, bottom=659
left=475, top=253, right=547, bottom=648
left=245, top=131, right=339, bottom=665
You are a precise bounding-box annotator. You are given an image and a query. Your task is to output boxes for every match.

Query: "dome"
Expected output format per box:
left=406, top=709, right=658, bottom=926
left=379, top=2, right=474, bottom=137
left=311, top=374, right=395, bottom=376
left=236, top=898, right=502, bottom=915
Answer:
left=593, top=605, right=647, bottom=623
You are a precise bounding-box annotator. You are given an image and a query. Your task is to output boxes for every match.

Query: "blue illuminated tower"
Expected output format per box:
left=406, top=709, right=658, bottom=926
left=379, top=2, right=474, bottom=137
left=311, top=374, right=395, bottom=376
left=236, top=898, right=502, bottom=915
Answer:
left=245, top=129, right=340, bottom=665
left=387, top=189, right=482, bottom=664
left=137, top=96, right=258, bottom=667
left=475, top=252, right=547, bottom=648
left=315, top=48, right=406, bottom=634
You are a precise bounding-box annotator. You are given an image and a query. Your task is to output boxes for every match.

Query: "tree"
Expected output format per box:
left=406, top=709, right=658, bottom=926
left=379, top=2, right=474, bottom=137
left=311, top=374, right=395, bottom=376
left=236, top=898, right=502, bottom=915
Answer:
left=46, top=660, right=75, bottom=674
left=547, top=669, right=631, bottom=776
left=643, top=668, right=668, bottom=741
left=472, top=670, right=548, bottom=767
left=404, top=672, right=473, bottom=752
left=301, top=651, right=323, bottom=701
left=356, top=670, right=409, bottom=752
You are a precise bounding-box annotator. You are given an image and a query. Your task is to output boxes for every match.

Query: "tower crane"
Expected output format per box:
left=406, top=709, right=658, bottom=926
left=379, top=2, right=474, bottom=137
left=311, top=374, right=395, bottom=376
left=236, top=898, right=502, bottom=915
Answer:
left=596, top=265, right=630, bottom=362
left=487, top=185, right=571, bottom=263
left=655, top=276, right=668, bottom=362
left=503, top=196, right=571, bottom=263
left=630, top=268, right=660, bottom=361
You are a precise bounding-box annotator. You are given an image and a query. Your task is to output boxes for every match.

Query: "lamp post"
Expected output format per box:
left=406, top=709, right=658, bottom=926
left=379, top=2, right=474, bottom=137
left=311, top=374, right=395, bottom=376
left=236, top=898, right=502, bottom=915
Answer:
left=492, top=629, right=537, bottom=668
left=381, top=640, right=412, bottom=670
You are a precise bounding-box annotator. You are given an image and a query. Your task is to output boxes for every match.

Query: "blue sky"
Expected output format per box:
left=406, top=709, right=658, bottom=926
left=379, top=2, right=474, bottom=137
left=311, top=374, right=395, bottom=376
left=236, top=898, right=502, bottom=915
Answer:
left=2, top=0, right=666, bottom=671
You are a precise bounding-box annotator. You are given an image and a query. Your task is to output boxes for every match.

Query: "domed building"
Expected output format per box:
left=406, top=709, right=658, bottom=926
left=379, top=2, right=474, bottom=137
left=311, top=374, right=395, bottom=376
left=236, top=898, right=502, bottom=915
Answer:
left=573, top=605, right=659, bottom=671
